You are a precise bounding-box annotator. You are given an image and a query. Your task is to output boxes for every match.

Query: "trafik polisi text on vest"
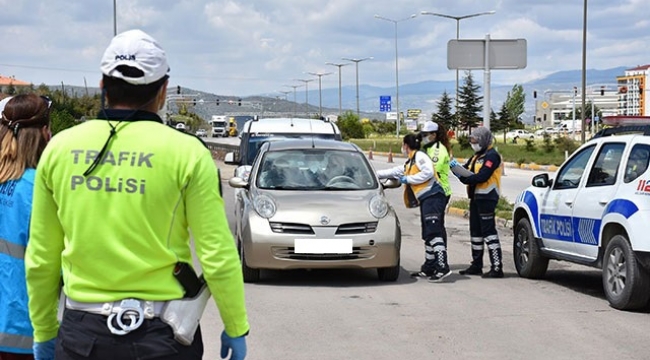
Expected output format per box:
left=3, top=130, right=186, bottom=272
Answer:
left=69, top=149, right=152, bottom=194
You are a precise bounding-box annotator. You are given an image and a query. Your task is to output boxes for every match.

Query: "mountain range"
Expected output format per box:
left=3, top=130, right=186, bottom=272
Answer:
left=55, top=66, right=628, bottom=124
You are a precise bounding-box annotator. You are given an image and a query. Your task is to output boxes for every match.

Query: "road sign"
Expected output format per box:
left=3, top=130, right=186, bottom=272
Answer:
left=447, top=38, right=527, bottom=70
left=386, top=112, right=397, bottom=121
left=379, top=95, right=392, bottom=112
left=407, top=109, right=421, bottom=119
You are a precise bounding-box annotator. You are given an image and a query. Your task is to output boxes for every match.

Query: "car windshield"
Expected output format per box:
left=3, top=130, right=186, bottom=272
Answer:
left=256, top=149, right=378, bottom=190
left=246, top=134, right=337, bottom=165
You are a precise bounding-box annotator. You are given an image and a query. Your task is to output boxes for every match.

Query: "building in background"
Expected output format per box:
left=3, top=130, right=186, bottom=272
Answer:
left=0, top=75, right=30, bottom=93
left=535, top=86, right=619, bottom=128
left=617, top=64, right=649, bottom=116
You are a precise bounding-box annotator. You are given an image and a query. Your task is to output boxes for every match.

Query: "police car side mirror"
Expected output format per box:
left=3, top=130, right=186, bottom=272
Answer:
left=532, top=173, right=551, bottom=188
left=224, top=152, right=239, bottom=165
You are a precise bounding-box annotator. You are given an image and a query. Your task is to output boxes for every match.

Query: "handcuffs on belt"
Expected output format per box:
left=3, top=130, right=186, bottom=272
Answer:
left=106, top=299, right=147, bottom=335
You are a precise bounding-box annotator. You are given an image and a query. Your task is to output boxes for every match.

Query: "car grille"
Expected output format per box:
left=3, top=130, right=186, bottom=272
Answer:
left=335, top=222, right=378, bottom=235
left=272, top=247, right=374, bottom=261
left=269, top=222, right=314, bottom=235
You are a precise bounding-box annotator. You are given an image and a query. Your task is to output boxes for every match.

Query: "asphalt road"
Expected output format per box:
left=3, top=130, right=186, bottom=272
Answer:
left=196, top=159, right=650, bottom=360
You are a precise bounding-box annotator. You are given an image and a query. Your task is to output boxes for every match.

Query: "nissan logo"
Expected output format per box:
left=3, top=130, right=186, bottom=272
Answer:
left=320, top=216, right=330, bottom=225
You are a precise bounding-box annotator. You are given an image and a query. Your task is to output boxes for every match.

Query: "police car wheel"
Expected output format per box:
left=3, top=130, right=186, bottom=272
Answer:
left=240, top=242, right=260, bottom=283
left=513, top=217, right=548, bottom=279
left=602, top=235, right=650, bottom=310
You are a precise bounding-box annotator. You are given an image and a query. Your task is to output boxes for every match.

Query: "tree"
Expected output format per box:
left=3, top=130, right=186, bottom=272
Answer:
left=457, top=71, right=483, bottom=131
left=504, top=84, right=526, bottom=130
left=432, top=91, right=457, bottom=129
left=494, top=102, right=510, bottom=143
left=336, top=111, right=364, bottom=140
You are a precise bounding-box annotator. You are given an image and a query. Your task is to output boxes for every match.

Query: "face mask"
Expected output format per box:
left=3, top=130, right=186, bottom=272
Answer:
left=421, top=136, right=431, bottom=146
left=471, top=143, right=482, bottom=152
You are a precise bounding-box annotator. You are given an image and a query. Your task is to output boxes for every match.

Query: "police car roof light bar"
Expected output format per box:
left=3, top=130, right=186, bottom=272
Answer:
left=593, top=116, right=650, bottom=139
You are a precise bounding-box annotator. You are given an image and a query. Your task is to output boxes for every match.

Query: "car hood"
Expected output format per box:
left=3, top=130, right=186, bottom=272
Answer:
left=256, top=189, right=386, bottom=225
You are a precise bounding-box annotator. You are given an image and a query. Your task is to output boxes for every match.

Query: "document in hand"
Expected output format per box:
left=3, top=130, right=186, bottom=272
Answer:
left=451, top=164, right=474, bottom=178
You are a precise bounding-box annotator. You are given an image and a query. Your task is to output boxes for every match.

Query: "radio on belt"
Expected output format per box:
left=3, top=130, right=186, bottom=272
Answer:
left=173, top=262, right=204, bottom=298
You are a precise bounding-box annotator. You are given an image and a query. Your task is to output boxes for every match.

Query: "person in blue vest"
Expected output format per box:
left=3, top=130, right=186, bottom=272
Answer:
left=0, top=94, right=52, bottom=360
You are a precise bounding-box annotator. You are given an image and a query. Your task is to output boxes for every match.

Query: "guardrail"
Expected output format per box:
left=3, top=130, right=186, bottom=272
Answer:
left=204, top=141, right=239, bottom=160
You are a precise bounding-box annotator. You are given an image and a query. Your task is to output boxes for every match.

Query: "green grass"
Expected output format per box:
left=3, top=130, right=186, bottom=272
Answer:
left=350, top=137, right=574, bottom=166
left=448, top=196, right=513, bottom=220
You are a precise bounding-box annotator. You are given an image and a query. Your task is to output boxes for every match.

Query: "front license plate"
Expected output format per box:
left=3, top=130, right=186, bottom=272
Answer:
left=294, top=239, right=353, bottom=254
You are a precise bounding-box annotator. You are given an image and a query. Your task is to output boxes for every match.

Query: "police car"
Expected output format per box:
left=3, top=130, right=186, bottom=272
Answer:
left=513, top=116, right=650, bottom=310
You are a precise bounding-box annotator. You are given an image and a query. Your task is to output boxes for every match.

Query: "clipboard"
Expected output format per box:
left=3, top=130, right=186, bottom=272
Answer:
left=451, top=164, right=474, bottom=178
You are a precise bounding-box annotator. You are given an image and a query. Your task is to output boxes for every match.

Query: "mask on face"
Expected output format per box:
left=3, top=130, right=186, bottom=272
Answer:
left=471, top=143, right=482, bottom=152
left=402, top=147, right=409, bottom=156
left=421, top=135, right=431, bottom=146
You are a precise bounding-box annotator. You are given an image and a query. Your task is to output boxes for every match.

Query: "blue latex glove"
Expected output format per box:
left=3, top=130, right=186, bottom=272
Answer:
left=33, top=339, right=56, bottom=360
left=399, top=176, right=408, bottom=184
left=449, top=158, right=459, bottom=168
left=221, top=331, right=247, bottom=360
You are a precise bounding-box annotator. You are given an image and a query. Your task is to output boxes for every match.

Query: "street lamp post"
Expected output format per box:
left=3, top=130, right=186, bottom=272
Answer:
left=278, top=90, right=291, bottom=101
left=374, top=14, right=417, bottom=137
left=294, top=79, right=314, bottom=116
left=326, top=62, right=350, bottom=116
left=341, top=57, right=373, bottom=118
left=420, top=10, right=496, bottom=113
left=113, top=0, right=117, bottom=35
left=580, top=0, right=588, bottom=143
left=308, top=71, right=332, bottom=117
left=283, top=84, right=302, bottom=118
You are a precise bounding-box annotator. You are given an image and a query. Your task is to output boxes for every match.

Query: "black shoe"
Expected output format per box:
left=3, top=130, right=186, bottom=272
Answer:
left=428, top=268, right=452, bottom=283
left=410, top=271, right=432, bottom=278
left=482, top=269, right=504, bottom=278
left=459, top=265, right=483, bottom=276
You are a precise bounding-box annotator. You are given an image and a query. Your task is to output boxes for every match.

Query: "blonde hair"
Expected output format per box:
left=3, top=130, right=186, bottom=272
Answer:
left=0, top=94, right=51, bottom=183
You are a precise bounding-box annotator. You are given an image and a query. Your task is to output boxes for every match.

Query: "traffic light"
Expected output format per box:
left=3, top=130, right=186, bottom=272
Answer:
left=177, top=85, right=181, bottom=94
left=533, top=90, right=537, bottom=99
left=600, top=86, right=605, bottom=96
left=216, top=98, right=220, bottom=106
left=238, top=99, right=242, bottom=106
left=193, top=98, right=196, bottom=106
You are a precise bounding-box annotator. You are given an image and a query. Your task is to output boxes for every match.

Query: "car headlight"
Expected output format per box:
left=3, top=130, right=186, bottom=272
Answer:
left=253, top=194, right=276, bottom=219
left=369, top=195, right=389, bottom=219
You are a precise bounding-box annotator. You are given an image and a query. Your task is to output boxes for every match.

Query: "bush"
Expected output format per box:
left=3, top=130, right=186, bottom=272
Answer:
left=542, top=133, right=554, bottom=153
left=554, top=136, right=579, bottom=154
left=457, top=134, right=471, bottom=150
left=524, top=138, right=536, bottom=152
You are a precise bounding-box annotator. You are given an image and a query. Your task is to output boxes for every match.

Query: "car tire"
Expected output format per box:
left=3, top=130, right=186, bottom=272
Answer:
left=602, top=235, right=650, bottom=310
left=239, top=242, right=260, bottom=283
left=377, top=259, right=400, bottom=282
left=513, top=217, right=548, bottom=279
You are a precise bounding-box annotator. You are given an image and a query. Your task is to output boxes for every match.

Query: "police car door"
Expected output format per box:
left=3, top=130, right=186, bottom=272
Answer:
left=539, top=144, right=597, bottom=255
left=571, top=142, right=626, bottom=260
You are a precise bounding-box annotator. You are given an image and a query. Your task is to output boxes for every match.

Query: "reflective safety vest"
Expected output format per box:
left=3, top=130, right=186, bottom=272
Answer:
left=425, top=142, right=451, bottom=196
left=401, top=150, right=443, bottom=206
left=467, top=146, right=502, bottom=199
left=0, top=170, right=35, bottom=354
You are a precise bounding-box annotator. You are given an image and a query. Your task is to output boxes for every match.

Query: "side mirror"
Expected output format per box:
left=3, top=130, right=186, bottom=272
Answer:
left=234, top=165, right=252, bottom=182
left=532, top=173, right=551, bottom=188
left=228, top=177, right=249, bottom=189
left=381, top=178, right=402, bottom=189
left=224, top=152, right=238, bottom=165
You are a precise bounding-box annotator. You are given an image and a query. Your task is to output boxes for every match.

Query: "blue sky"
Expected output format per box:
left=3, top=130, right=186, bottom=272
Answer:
left=0, top=0, right=647, bottom=97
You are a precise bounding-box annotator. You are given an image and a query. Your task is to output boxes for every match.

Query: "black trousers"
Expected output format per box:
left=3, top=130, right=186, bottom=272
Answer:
left=468, top=197, right=503, bottom=271
left=419, top=192, right=450, bottom=274
left=55, top=310, right=203, bottom=360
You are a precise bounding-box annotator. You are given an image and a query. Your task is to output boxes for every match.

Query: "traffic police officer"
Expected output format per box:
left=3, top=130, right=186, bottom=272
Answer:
left=420, top=121, right=452, bottom=243
left=25, top=29, right=249, bottom=359
left=455, top=126, right=504, bottom=278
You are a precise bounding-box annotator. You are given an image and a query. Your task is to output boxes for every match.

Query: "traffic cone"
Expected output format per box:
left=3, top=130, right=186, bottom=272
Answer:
left=387, top=148, right=394, bottom=163
left=368, top=148, right=374, bottom=160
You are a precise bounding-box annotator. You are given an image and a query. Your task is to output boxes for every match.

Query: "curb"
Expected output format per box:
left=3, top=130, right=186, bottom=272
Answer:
left=446, top=206, right=512, bottom=229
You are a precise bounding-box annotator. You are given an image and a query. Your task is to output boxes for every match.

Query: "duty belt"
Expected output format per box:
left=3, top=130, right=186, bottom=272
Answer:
left=66, top=298, right=167, bottom=335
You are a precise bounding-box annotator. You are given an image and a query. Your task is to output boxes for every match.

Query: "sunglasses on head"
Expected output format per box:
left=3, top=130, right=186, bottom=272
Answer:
left=41, top=95, right=52, bottom=109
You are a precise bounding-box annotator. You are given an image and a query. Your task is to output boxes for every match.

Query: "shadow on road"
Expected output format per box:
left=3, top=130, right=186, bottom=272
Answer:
left=251, top=266, right=418, bottom=287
